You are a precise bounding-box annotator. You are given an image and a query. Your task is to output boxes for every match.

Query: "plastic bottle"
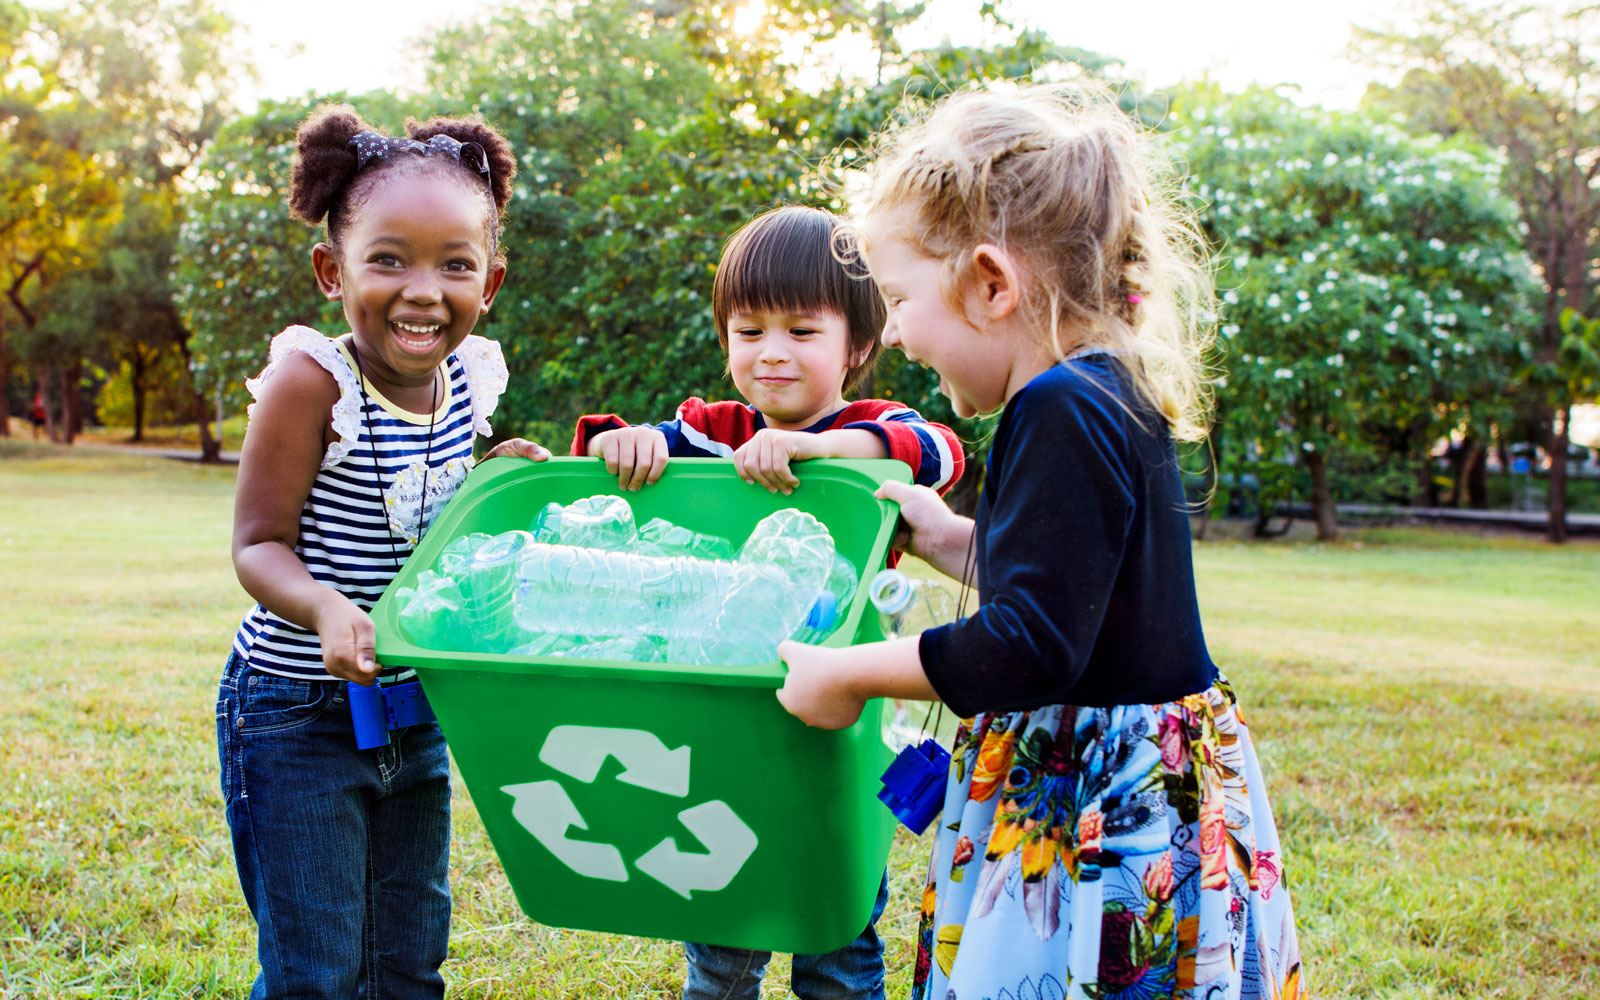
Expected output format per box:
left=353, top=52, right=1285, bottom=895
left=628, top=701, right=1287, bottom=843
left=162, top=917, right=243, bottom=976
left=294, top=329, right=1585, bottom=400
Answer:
left=532, top=495, right=637, bottom=550
left=790, top=552, right=859, bottom=645
left=455, top=530, right=534, bottom=652
left=512, top=509, right=837, bottom=665
left=869, top=568, right=958, bottom=751
left=635, top=517, right=736, bottom=560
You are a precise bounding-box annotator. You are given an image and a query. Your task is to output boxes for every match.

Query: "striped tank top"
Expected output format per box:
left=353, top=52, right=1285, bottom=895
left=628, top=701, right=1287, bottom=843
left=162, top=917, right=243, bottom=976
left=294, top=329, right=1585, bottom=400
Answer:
left=232, top=327, right=506, bottom=682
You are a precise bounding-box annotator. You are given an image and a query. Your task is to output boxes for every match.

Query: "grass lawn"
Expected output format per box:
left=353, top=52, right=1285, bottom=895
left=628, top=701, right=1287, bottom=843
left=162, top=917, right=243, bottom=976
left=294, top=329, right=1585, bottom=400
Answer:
left=1, top=440, right=1596, bottom=998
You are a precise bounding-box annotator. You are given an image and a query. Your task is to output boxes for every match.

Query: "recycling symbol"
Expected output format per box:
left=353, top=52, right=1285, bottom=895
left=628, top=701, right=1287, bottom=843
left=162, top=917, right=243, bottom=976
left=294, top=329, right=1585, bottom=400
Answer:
left=501, top=726, right=758, bottom=899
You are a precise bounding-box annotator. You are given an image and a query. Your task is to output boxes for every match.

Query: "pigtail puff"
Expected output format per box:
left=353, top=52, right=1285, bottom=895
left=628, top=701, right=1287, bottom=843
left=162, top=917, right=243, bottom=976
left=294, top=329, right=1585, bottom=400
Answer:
left=406, top=115, right=517, bottom=216
left=290, top=105, right=369, bottom=226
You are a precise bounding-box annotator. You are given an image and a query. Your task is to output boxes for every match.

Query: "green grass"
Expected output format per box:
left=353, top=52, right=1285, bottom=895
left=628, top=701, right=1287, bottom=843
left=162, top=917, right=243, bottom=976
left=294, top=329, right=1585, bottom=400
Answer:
left=2, top=441, right=1597, bottom=998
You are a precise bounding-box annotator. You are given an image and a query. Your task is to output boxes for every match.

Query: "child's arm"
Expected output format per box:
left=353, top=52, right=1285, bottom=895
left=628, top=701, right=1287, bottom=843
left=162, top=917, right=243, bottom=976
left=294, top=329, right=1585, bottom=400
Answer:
left=735, top=404, right=965, bottom=495
left=231, top=352, right=380, bottom=685
left=776, top=635, right=934, bottom=729
left=733, top=428, right=884, bottom=494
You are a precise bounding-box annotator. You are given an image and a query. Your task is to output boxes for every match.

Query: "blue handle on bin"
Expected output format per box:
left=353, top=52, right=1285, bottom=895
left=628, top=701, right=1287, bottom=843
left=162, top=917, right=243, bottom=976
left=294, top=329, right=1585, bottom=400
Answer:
left=348, top=679, right=436, bottom=749
left=877, top=737, right=951, bottom=834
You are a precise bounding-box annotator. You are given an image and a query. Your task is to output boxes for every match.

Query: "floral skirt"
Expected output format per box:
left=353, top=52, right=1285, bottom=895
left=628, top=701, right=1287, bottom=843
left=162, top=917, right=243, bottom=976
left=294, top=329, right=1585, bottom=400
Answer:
left=912, top=677, right=1303, bottom=1000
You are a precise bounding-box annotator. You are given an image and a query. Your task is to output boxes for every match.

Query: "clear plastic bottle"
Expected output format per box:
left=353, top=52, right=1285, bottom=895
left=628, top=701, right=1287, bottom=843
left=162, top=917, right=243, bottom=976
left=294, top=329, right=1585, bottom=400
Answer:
left=512, top=509, right=838, bottom=665
left=455, top=530, right=534, bottom=652
left=789, top=552, right=859, bottom=645
left=636, top=517, right=736, bottom=560
left=531, top=494, right=637, bottom=550
left=869, top=568, right=958, bottom=751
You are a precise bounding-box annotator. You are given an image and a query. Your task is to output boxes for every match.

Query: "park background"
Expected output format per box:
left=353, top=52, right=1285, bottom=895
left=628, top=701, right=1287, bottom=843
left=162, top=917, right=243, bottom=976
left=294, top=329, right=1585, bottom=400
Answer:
left=2, top=0, right=1598, bottom=996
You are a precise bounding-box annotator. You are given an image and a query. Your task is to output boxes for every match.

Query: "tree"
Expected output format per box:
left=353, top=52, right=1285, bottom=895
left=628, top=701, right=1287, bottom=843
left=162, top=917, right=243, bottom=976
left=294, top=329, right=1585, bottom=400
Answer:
left=0, top=0, right=120, bottom=439
left=1176, top=87, right=1538, bottom=540
left=2, top=0, right=241, bottom=446
left=1355, top=0, right=1600, bottom=541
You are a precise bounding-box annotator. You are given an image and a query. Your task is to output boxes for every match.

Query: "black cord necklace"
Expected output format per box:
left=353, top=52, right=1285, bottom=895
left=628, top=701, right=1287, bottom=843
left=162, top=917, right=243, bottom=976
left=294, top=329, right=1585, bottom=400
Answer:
left=349, top=340, right=440, bottom=573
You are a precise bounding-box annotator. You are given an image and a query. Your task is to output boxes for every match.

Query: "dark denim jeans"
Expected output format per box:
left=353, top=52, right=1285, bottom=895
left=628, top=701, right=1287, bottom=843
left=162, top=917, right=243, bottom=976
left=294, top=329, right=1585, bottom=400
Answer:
left=682, top=872, right=889, bottom=1000
left=217, top=652, right=451, bottom=999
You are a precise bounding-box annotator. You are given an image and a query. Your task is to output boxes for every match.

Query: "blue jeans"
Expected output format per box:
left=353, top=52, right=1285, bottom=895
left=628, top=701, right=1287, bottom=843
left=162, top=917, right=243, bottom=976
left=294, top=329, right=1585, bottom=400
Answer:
left=682, top=873, right=889, bottom=1000
left=216, top=652, right=452, bottom=999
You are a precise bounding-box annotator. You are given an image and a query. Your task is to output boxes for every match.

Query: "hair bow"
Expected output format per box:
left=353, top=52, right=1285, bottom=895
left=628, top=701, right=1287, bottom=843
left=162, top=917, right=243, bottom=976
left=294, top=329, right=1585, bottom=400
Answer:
left=347, top=131, right=492, bottom=189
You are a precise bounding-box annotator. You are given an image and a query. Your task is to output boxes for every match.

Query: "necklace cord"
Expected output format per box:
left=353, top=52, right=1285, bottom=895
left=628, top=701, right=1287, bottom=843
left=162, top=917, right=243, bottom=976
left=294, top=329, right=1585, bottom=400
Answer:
left=348, top=341, right=440, bottom=578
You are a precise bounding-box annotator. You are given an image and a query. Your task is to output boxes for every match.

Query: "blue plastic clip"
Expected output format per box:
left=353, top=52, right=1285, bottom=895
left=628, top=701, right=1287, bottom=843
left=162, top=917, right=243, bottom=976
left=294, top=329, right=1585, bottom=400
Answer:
left=348, top=679, right=436, bottom=750
left=877, top=737, right=951, bottom=834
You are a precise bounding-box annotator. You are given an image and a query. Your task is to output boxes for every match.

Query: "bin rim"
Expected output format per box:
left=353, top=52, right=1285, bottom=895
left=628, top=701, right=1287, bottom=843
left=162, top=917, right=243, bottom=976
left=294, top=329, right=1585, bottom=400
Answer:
left=372, top=455, right=911, bottom=689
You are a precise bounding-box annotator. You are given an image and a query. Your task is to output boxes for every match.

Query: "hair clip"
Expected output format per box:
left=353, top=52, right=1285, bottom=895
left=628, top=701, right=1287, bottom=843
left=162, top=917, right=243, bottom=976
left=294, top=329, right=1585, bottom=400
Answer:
left=1126, top=294, right=1144, bottom=304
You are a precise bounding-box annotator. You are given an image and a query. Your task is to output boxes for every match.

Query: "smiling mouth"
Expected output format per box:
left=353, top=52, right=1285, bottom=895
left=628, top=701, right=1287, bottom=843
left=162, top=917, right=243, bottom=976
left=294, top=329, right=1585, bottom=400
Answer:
left=392, top=320, right=443, bottom=349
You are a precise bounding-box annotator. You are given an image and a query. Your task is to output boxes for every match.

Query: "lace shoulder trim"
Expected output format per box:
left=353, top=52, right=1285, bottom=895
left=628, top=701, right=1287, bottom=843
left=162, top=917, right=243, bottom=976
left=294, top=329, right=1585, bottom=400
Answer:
left=244, top=326, right=363, bottom=470
left=453, top=334, right=508, bottom=438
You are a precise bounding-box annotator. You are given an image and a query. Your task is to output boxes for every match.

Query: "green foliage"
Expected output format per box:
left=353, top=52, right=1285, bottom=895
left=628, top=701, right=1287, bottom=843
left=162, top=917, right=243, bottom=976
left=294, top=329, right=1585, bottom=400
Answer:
left=424, top=0, right=860, bottom=435
left=1176, top=87, right=1539, bottom=511
left=173, top=96, right=365, bottom=410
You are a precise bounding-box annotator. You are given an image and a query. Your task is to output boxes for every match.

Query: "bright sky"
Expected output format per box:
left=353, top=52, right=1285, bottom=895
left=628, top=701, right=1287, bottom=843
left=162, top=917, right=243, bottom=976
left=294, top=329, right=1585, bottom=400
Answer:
left=225, top=0, right=1398, bottom=110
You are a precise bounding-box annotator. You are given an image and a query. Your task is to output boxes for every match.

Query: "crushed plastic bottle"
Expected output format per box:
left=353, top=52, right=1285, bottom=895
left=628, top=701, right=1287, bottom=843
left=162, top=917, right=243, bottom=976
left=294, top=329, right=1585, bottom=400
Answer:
left=636, top=517, right=736, bottom=560
left=454, top=530, right=534, bottom=652
left=401, top=498, right=848, bottom=664
left=511, top=508, right=839, bottom=665
left=395, top=570, right=469, bottom=650
left=532, top=494, right=637, bottom=550
left=869, top=568, right=958, bottom=751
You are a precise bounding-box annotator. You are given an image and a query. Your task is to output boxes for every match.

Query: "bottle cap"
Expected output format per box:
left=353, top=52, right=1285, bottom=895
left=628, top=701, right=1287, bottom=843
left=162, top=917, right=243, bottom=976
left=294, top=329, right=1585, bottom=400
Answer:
left=804, top=589, right=838, bottom=630
left=868, top=568, right=914, bottom=616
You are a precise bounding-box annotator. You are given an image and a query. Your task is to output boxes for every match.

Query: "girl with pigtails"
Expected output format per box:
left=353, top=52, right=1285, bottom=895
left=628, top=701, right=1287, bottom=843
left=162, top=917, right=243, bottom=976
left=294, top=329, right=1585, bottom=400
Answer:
left=220, top=106, right=549, bottom=997
left=776, top=85, right=1304, bottom=999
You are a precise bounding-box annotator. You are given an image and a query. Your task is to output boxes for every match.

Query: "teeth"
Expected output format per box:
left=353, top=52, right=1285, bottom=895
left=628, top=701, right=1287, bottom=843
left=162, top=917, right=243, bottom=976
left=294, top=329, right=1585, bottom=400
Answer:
left=395, top=321, right=441, bottom=336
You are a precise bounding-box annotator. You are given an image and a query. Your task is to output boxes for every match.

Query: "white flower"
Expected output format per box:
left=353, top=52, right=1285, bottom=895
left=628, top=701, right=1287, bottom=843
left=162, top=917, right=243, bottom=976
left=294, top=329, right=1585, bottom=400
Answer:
left=1266, top=293, right=1282, bottom=308
left=1275, top=368, right=1294, bottom=379
left=1348, top=329, right=1361, bottom=342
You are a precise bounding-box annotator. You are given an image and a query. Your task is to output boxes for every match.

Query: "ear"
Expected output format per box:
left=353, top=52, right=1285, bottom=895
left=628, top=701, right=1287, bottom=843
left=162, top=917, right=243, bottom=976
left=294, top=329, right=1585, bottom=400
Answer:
left=847, top=339, right=873, bottom=371
left=966, top=243, right=1021, bottom=322
left=479, top=260, right=508, bottom=314
left=311, top=243, right=343, bottom=301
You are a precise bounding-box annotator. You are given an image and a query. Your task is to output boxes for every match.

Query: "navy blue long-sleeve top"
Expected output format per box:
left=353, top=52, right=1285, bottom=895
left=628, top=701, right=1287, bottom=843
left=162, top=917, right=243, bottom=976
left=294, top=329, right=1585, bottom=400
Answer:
left=919, top=354, right=1217, bottom=715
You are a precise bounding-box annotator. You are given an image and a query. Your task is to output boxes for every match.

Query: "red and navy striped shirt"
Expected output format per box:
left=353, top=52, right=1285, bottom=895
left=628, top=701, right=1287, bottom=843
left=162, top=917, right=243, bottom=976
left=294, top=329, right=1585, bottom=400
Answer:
left=571, top=397, right=964, bottom=492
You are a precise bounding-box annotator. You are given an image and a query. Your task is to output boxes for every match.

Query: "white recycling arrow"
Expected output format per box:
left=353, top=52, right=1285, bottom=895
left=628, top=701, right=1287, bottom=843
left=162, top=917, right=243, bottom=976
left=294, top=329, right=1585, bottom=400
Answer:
left=501, top=780, right=628, bottom=882
left=635, top=800, right=758, bottom=900
left=538, top=725, right=691, bottom=797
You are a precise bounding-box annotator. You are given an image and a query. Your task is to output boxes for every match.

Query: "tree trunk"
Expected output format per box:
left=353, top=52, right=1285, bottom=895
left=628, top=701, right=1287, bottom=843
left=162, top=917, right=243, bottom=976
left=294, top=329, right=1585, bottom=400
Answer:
left=40, top=366, right=57, bottom=442
left=1464, top=444, right=1487, bottom=509
left=176, top=336, right=223, bottom=462
left=0, top=318, right=9, bottom=439
left=190, top=384, right=221, bottom=462
left=59, top=360, right=82, bottom=444
left=1305, top=449, right=1338, bottom=541
left=130, top=347, right=149, bottom=442
left=1548, top=407, right=1570, bottom=544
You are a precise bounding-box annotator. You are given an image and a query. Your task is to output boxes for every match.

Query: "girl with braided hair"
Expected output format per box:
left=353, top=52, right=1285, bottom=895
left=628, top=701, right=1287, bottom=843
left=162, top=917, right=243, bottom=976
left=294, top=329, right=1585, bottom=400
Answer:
left=219, top=104, right=549, bottom=997
left=776, top=85, right=1304, bottom=1000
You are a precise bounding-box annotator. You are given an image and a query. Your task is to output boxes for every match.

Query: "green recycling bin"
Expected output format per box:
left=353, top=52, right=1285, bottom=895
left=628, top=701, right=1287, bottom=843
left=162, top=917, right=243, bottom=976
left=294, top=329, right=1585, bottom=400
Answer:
left=370, top=457, right=909, bottom=954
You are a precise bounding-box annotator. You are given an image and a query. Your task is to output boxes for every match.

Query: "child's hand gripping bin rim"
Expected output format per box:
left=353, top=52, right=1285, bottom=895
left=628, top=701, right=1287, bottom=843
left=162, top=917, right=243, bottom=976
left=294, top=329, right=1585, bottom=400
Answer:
left=363, top=456, right=913, bottom=954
